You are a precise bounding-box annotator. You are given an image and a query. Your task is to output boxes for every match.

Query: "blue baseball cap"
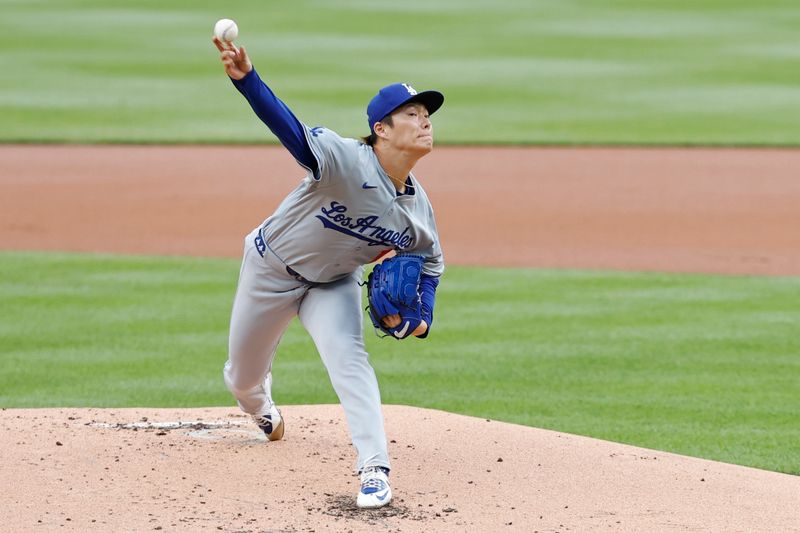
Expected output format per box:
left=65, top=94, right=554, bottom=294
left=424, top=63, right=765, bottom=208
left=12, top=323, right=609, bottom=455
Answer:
left=367, top=83, right=444, bottom=132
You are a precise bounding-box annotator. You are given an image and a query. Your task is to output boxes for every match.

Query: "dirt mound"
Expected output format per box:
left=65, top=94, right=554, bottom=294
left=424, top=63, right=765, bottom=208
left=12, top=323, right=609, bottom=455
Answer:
left=2, top=405, right=797, bottom=532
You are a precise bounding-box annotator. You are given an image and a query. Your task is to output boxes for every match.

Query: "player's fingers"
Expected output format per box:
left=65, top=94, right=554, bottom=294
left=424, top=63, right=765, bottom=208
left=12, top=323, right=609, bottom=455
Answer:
left=214, top=36, right=238, bottom=54
left=221, top=50, right=239, bottom=65
left=381, top=314, right=401, bottom=328
left=237, top=47, right=252, bottom=72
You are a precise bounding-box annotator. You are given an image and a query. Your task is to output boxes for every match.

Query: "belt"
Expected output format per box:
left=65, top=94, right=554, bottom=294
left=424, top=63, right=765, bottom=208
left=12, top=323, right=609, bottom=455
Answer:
left=254, top=232, right=321, bottom=287
left=285, top=265, right=321, bottom=287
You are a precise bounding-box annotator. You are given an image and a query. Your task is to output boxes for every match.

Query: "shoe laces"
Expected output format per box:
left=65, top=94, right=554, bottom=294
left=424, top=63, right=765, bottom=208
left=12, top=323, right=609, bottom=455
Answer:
left=252, top=413, right=273, bottom=430
left=361, top=466, right=388, bottom=492
left=252, top=413, right=270, bottom=424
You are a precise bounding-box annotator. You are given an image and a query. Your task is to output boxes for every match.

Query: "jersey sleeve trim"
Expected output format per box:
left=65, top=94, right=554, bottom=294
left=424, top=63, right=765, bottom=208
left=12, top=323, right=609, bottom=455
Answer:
left=302, top=126, right=325, bottom=181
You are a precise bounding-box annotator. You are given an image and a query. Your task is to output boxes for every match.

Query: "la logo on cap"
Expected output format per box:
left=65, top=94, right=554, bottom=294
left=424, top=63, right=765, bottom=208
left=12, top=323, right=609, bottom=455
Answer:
left=402, top=83, right=418, bottom=96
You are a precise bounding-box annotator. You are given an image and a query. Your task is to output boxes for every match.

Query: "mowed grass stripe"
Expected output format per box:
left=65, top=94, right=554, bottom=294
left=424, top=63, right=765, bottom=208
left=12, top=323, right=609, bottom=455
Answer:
left=1, top=0, right=800, bottom=144
left=0, top=252, right=798, bottom=474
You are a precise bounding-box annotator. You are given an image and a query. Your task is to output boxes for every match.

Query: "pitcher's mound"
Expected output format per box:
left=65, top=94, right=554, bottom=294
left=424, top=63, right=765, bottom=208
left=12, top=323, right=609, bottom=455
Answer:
left=2, top=405, right=797, bottom=532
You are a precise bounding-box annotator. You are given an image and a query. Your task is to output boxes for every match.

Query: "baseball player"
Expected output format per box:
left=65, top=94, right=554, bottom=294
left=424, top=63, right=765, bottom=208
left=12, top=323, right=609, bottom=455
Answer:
left=212, top=36, right=444, bottom=509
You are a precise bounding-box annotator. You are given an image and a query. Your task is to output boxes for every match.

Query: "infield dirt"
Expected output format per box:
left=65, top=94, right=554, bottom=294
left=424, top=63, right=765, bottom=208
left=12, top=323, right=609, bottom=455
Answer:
left=1, top=145, right=799, bottom=274
left=1, top=145, right=799, bottom=532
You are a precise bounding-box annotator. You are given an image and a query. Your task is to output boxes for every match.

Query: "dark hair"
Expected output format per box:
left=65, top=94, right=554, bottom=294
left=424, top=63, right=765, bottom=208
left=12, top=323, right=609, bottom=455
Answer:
left=361, top=115, right=394, bottom=146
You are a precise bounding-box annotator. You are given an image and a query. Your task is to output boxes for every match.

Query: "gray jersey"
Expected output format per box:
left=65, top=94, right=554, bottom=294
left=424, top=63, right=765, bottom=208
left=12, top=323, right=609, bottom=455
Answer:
left=259, top=125, right=444, bottom=283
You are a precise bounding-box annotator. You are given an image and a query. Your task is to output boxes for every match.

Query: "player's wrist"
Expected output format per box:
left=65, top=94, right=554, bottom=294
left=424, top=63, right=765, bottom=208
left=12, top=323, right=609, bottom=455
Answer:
left=412, top=320, right=428, bottom=337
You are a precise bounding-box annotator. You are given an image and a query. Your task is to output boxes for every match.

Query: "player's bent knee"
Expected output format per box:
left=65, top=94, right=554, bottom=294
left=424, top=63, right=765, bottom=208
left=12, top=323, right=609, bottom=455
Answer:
left=222, top=363, right=259, bottom=396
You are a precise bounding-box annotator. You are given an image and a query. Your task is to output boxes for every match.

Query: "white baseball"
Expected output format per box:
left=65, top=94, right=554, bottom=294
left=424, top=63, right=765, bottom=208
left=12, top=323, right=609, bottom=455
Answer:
left=214, top=19, right=239, bottom=42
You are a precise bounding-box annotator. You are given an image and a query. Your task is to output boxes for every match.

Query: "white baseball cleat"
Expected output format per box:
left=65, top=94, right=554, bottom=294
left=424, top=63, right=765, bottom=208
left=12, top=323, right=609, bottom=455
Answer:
left=357, top=466, right=392, bottom=509
left=251, top=404, right=284, bottom=441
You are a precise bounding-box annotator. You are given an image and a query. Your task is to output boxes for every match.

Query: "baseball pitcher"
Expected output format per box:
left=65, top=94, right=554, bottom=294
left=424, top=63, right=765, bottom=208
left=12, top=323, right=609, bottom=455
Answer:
left=213, top=34, right=443, bottom=509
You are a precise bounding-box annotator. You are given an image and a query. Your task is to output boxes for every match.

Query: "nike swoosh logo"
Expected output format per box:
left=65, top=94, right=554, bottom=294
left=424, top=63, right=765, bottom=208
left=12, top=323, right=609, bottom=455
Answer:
left=393, top=321, right=410, bottom=338
left=362, top=182, right=378, bottom=189
left=376, top=492, right=389, bottom=501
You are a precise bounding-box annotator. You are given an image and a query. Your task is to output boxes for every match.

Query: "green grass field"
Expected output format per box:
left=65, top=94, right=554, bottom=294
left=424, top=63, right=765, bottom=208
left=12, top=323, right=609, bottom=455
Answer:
left=2, top=0, right=800, bottom=145
left=2, top=252, right=798, bottom=475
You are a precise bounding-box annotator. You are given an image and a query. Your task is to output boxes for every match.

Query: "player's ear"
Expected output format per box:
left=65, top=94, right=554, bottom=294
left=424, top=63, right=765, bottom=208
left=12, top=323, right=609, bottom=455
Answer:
left=373, top=121, right=389, bottom=139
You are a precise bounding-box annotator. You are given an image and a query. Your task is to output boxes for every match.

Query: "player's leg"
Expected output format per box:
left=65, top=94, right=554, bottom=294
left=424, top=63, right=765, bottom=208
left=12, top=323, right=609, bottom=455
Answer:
left=298, top=269, right=390, bottom=473
left=224, top=229, right=304, bottom=417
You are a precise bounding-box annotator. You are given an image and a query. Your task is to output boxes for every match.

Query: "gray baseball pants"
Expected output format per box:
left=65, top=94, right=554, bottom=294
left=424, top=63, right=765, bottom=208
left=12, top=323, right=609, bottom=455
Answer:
left=223, top=227, right=390, bottom=473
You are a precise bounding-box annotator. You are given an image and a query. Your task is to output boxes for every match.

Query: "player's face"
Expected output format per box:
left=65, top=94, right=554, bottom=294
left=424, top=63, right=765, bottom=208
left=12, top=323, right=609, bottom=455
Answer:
left=385, top=103, right=434, bottom=155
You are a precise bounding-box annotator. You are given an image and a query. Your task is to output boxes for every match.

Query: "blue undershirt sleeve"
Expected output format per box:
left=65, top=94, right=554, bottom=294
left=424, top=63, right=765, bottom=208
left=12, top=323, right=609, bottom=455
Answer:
left=231, top=68, right=318, bottom=176
left=417, top=274, right=440, bottom=339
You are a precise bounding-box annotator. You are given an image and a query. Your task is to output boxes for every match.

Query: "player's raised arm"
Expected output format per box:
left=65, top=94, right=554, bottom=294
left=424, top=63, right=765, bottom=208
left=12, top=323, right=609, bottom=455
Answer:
left=212, top=34, right=317, bottom=175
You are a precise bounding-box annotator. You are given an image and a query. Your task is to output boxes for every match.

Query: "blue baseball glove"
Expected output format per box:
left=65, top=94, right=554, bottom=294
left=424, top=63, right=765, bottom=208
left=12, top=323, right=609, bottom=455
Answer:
left=366, top=254, right=424, bottom=339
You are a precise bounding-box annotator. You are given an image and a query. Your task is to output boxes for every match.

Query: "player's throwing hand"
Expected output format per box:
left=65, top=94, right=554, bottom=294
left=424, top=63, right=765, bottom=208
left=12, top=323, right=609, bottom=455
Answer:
left=212, top=36, right=252, bottom=80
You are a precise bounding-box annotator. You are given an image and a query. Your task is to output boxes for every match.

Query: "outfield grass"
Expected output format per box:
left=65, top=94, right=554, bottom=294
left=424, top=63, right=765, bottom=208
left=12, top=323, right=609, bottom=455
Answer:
left=2, top=0, right=800, bottom=145
left=1, top=251, right=798, bottom=475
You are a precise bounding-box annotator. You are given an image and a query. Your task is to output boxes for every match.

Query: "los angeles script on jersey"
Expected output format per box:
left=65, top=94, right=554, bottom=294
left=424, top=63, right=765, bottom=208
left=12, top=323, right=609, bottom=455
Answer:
left=316, top=201, right=414, bottom=248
